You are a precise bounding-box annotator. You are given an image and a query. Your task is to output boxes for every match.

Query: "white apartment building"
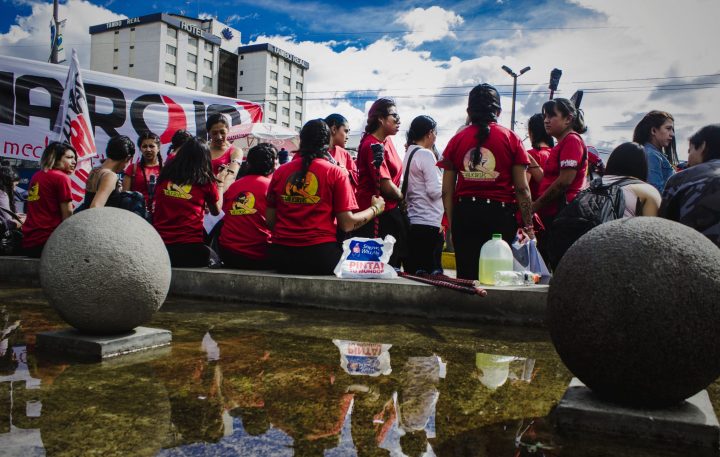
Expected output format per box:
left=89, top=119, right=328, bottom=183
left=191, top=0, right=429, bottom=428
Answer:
left=236, top=44, right=309, bottom=132
left=89, top=14, right=309, bottom=130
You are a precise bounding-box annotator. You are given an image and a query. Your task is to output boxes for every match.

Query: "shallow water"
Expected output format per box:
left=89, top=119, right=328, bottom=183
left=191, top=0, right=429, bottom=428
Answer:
left=0, top=286, right=717, bottom=457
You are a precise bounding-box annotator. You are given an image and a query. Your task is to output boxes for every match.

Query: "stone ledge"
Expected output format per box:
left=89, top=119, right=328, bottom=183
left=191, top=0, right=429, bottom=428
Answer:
left=0, top=256, right=548, bottom=326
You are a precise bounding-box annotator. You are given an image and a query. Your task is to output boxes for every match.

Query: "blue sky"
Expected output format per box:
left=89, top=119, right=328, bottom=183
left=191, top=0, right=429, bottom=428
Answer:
left=1, top=0, right=718, bottom=153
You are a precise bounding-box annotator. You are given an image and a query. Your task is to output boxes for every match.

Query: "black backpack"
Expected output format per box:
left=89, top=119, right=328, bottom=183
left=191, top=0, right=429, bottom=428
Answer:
left=548, top=177, right=643, bottom=269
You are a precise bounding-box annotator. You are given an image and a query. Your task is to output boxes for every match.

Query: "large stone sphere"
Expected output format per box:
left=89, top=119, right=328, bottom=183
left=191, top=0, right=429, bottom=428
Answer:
left=548, top=217, right=720, bottom=407
left=40, top=207, right=171, bottom=334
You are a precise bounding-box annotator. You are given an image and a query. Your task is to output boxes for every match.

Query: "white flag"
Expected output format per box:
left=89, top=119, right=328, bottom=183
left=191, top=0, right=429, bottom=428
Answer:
left=53, top=49, right=98, bottom=208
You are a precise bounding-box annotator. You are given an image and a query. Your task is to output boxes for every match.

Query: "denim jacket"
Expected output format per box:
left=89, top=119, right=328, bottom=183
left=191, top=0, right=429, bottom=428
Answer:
left=644, top=143, right=674, bottom=193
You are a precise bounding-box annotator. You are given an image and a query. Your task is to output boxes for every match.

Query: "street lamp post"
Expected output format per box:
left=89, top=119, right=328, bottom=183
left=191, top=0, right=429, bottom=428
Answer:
left=501, top=65, right=531, bottom=131
left=51, top=0, right=59, bottom=64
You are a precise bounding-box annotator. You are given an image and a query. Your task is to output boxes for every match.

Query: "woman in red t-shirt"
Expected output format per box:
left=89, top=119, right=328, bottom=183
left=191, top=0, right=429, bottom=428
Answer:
left=21, top=142, right=77, bottom=257
left=206, top=113, right=242, bottom=186
left=219, top=143, right=277, bottom=270
left=153, top=137, right=229, bottom=267
left=532, top=98, right=589, bottom=264
left=324, top=113, right=359, bottom=189
left=267, top=119, right=385, bottom=275
left=166, top=129, right=192, bottom=162
left=439, top=84, right=534, bottom=280
left=123, top=131, right=162, bottom=213
left=525, top=113, right=554, bottom=200
left=353, top=98, right=406, bottom=268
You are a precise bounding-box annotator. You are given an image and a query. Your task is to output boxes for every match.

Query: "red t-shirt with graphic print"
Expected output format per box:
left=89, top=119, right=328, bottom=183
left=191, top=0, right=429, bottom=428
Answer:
left=219, top=174, right=272, bottom=259
left=438, top=123, right=529, bottom=203
left=152, top=179, right=219, bottom=245
left=536, top=132, right=588, bottom=217
left=267, top=158, right=358, bottom=247
left=21, top=169, right=72, bottom=249
left=356, top=135, right=402, bottom=211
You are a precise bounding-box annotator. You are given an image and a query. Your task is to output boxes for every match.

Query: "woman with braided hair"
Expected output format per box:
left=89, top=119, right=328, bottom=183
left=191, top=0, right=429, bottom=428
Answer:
left=439, top=83, right=534, bottom=280
left=219, top=143, right=278, bottom=269
left=267, top=119, right=385, bottom=275
left=325, top=113, right=359, bottom=188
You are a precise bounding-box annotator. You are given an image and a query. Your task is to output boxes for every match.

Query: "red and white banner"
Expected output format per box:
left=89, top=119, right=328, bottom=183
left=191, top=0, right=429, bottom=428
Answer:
left=52, top=49, right=97, bottom=206
left=0, top=54, right=263, bottom=162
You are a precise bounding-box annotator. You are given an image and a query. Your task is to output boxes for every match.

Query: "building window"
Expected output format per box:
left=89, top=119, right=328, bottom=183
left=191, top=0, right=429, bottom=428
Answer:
left=282, top=107, right=290, bottom=116
left=203, top=76, right=213, bottom=87
left=270, top=87, right=277, bottom=96
left=114, top=48, right=118, bottom=52
left=295, top=112, right=302, bottom=121
left=240, top=70, right=244, bottom=75
left=271, top=56, right=278, bottom=65
left=283, top=76, right=291, bottom=86
left=283, top=61, right=290, bottom=70
left=283, top=91, right=290, bottom=101
left=295, top=82, right=303, bottom=91
left=240, top=55, right=244, bottom=60
left=130, top=27, right=136, bottom=31
left=204, top=41, right=213, bottom=52
left=114, top=31, right=119, bottom=35
left=188, top=37, right=198, bottom=48
left=165, top=80, right=175, bottom=86
left=270, top=71, right=278, bottom=81
left=295, top=126, right=301, bottom=133
left=282, top=122, right=289, bottom=127
left=239, top=86, right=243, bottom=91
left=166, top=44, right=177, bottom=56
left=269, top=102, right=277, bottom=112
left=295, top=96, right=302, bottom=106
left=167, top=27, right=177, bottom=39
left=113, top=66, right=118, bottom=70
left=268, top=117, right=276, bottom=124
left=187, top=70, right=197, bottom=82
left=296, top=67, right=304, bottom=76
left=130, top=45, right=135, bottom=50
left=188, top=53, right=197, bottom=65
left=204, top=59, right=213, bottom=71
left=165, top=63, right=176, bottom=75
left=129, top=64, right=134, bottom=68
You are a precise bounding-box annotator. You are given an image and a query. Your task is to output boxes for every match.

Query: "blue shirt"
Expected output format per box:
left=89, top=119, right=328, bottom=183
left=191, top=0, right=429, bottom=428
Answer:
left=644, top=143, right=674, bottom=193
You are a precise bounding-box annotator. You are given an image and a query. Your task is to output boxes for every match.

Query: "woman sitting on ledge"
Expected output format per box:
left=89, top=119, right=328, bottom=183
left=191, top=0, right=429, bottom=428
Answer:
left=266, top=119, right=385, bottom=275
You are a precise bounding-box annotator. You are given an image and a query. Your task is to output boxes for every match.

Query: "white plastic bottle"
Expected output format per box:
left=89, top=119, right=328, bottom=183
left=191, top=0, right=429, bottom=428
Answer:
left=494, top=270, right=541, bottom=286
left=478, top=234, right=514, bottom=285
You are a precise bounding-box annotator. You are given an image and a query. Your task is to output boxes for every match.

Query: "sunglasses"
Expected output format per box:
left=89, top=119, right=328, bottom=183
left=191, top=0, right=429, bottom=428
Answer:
left=387, top=113, right=400, bottom=122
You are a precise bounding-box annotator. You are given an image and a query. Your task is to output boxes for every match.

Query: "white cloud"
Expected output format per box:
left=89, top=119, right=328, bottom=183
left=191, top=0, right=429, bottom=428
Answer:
left=0, top=0, right=124, bottom=67
left=395, top=6, right=464, bottom=48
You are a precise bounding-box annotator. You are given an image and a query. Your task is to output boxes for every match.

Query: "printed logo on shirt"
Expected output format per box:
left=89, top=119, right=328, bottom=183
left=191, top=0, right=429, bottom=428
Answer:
left=561, top=159, right=579, bottom=168
left=282, top=171, right=321, bottom=204
left=229, top=192, right=257, bottom=215
left=461, top=147, right=501, bottom=181
left=27, top=183, right=40, bottom=202
left=162, top=182, right=193, bottom=199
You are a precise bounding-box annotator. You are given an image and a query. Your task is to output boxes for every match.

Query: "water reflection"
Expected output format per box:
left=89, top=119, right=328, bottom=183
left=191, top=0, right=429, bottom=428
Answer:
left=333, top=339, right=392, bottom=377
left=475, top=352, right=535, bottom=390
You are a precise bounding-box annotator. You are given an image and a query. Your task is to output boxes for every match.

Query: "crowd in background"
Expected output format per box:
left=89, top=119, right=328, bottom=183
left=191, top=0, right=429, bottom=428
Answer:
left=2, top=83, right=719, bottom=278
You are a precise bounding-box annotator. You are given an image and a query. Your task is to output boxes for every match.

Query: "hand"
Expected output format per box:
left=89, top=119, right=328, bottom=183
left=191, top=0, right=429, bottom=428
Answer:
left=370, top=195, right=385, bottom=214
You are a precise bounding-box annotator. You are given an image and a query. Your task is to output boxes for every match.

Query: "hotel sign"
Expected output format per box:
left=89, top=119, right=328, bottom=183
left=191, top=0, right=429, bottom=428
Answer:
left=89, top=13, right=221, bottom=45
left=268, top=45, right=310, bottom=70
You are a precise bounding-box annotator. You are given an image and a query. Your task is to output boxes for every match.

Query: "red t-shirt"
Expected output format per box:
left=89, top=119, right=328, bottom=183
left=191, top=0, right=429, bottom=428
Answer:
left=536, top=132, right=588, bottom=217
left=211, top=146, right=233, bottom=175
left=527, top=146, right=551, bottom=200
left=21, top=169, right=72, bottom=249
left=356, top=135, right=402, bottom=211
left=219, top=174, right=272, bottom=259
left=329, top=145, right=359, bottom=188
left=152, top=179, right=219, bottom=245
left=124, top=162, right=161, bottom=209
left=438, top=123, right=530, bottom=203
left=267, top=157, right=358, bottom=247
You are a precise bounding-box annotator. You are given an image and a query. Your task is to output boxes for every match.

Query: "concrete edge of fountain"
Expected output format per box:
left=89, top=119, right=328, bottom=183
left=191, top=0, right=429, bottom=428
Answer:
left=0, top=256, right=548, bottom=326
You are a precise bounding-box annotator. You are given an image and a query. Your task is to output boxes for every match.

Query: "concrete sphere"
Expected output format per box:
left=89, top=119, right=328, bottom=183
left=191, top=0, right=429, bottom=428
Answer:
left=40, top=207, right=171, bottom=334
left=548, top=217, right=720, bottom=407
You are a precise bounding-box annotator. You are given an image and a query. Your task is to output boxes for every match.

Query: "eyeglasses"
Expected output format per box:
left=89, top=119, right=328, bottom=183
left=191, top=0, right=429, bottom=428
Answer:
left=387, top=113, right=400, bottom=122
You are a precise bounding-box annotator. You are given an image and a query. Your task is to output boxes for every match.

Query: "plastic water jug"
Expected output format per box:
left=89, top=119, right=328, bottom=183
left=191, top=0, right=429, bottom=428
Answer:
left=479, top=234, right=513, bottom=285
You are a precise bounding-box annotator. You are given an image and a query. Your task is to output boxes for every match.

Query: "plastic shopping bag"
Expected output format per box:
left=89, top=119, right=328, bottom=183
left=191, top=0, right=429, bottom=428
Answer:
left=512, top=232, right=550, bottom=277
left=334, top=235, right=398, bottom=279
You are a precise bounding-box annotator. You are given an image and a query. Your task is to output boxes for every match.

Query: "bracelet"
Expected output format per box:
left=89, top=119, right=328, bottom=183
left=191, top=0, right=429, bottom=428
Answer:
left=374, top=204, right=383, bottom=216
left=370, top=205, right=378, bottom=217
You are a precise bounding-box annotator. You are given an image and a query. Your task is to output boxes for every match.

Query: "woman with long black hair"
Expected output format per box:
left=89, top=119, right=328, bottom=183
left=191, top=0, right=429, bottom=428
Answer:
left=219, top=143, right=277, bottom=270
left=82, top=135, right=135, bottom=210
left=353, top=98, right=406, bottom=268
left=525, top=113, right=554, bottom=200
left=439, top=84, right=534, bottom=280
left=324, top=113, right=359, bottom=188
left=633, top=110, right=677, bottom=193
left=153, top=137, right=229, bottom=267
left=123, top=131, right=163, bottom=212
left=206, top=113, right=242, bottom=183
left=267, top=119, right=385, bottom=275
left=21, top=142, right=76, bottom=257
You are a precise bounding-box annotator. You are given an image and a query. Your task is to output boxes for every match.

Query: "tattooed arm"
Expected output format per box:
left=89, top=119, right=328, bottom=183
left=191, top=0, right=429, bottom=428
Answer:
left=336, top=195, right=386, bottom=233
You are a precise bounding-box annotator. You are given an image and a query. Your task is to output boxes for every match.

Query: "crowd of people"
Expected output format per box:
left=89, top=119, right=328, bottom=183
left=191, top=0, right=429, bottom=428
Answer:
left=1, top=83, right=718, bottom=278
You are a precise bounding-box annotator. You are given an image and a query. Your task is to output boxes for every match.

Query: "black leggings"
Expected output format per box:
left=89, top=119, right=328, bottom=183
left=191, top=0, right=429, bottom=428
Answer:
left=219, top=245, right=273, bottom=270
left=452, top=198, right=518, bottom=280
left=271, top=242, right=342, bottom=275
left=406, top=224, right=444, bottom=274
left=165, top=243, right=219, bottom=268
left=22, top=244, right=45, bottom=258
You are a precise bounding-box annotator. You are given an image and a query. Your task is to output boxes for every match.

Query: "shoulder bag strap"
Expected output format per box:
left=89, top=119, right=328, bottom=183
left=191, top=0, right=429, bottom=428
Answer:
left=401, top=145, right=422, bottom=197
left=0, top=205, right=22, bottom=224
